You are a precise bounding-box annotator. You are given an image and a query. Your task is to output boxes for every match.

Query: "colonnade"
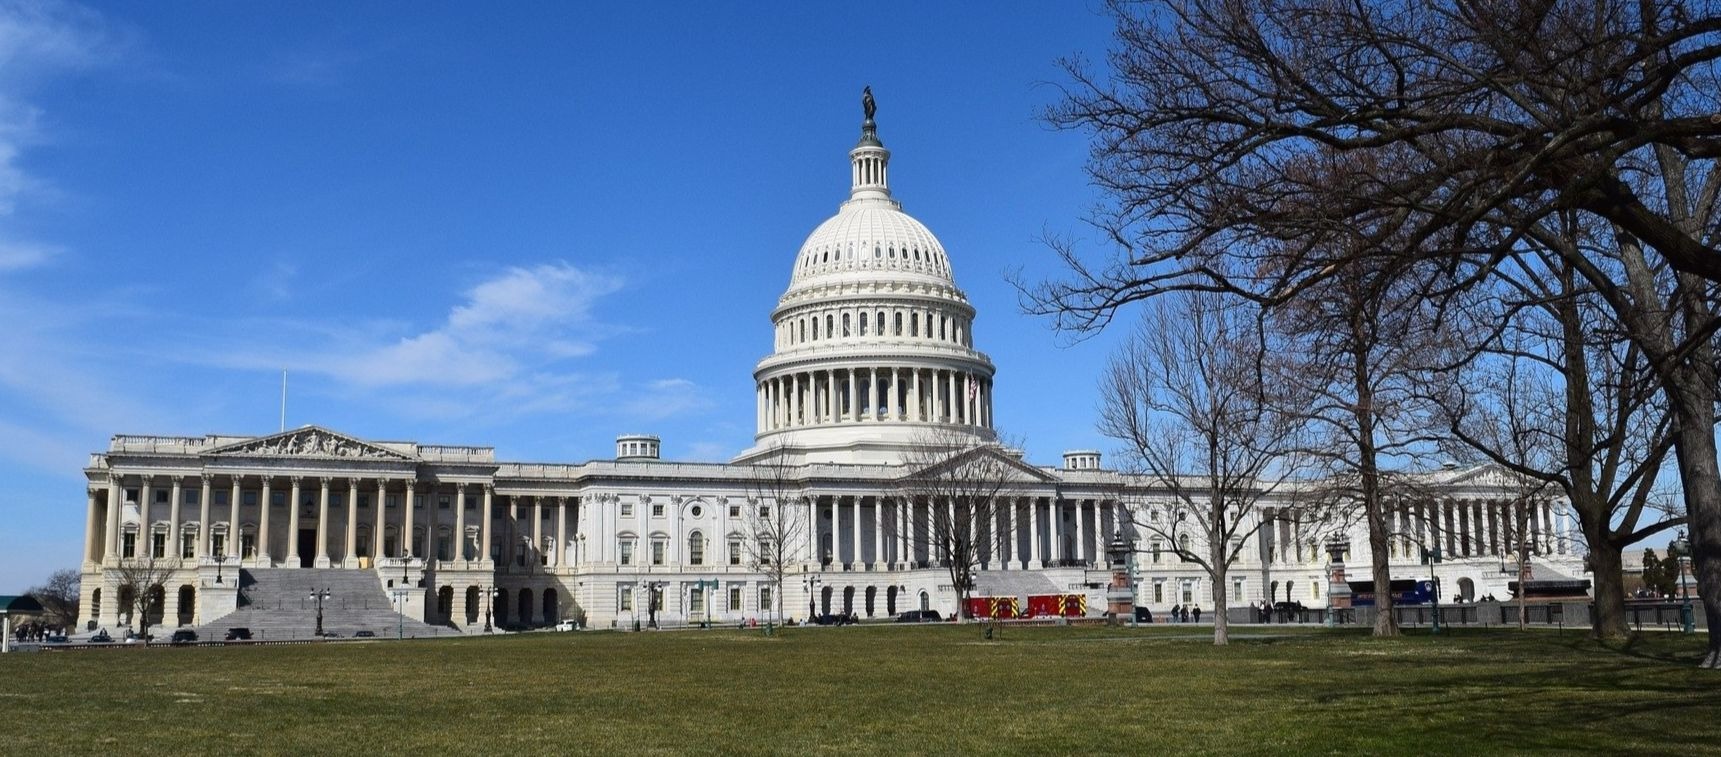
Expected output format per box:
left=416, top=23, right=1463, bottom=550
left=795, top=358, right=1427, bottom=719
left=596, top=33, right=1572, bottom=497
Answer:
left=1257, top=498, right=1568, bottom=567
left=87, top=473, right=586, bottom=572
left=804, top=495, right=1118, bottom=571
left=758, top=367, right=992, bottom=430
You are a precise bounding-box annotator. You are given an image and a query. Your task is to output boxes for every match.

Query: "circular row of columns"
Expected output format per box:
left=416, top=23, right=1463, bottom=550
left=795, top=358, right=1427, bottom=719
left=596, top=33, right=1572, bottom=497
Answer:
left=804, top=495, right=1118, bottom=570
left=88, top=473, right=585, bottom=571
left=759, top=366, right=992, bottom=430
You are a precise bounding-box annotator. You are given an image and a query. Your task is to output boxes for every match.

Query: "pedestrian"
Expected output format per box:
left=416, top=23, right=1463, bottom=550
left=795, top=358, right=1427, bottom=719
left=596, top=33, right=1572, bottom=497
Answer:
left=1180, top=605, right=1190, bottom=623
left=1193, top=605, right=1202, bottom=623
left=1171, top=603, right=1181, bottom=622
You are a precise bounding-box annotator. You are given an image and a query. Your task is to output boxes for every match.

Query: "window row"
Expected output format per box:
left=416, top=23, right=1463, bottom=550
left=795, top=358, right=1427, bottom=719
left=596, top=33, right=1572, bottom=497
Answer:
left=775, top=306, right=972, bottom=349
left=615, top=533, right=767, bottom=568
left=798, top=241, right=948, bottom=277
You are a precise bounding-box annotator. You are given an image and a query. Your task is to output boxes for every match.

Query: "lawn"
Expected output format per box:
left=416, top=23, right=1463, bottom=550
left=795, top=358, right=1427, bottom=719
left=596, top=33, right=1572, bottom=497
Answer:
left=1, top=624, right=1716, bottom=755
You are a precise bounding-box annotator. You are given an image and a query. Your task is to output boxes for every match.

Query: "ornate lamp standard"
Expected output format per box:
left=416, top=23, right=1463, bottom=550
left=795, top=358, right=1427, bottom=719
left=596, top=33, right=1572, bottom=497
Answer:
left=1324, top=536, right=1352, bottom=628
left=1673, top=530, right=1695, bottom=634
left=213, top=552, right=228, bottom=585
left=308, top=588, right=331, bottom=638
left=804, top=574, right=822, bottom=622
left=1421, top=543, right=1444, bottom=635
left=482, top=586, right=498, bottom=633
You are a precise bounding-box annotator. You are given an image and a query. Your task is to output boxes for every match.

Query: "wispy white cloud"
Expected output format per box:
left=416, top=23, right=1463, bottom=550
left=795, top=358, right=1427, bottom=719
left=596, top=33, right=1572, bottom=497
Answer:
left=621, top=378, right=715, bottom=422
left=0, top=0, right=112, bottom=267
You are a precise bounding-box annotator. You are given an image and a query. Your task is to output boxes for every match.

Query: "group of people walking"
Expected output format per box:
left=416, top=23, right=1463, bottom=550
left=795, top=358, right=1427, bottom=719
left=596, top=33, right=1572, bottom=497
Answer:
left=1166, top=604, right=1202, bottom=623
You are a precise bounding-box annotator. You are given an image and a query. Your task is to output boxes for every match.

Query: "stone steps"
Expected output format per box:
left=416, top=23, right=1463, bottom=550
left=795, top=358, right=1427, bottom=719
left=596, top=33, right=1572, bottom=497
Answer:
left=192, top=568, right=452, bottom=640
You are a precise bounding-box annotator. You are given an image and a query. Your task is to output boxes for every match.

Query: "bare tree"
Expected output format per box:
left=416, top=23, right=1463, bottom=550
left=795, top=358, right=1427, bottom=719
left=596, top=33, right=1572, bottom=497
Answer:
left=1024, top=0, right=1721, bottom=667
left=743, top=446, right=812, bottom=629
left=113, top=554, right=172, bottom=646
left=25, top=569, right=80, bottom=631
left=1101, top=291, right=1313, bottom=644
left=1435, top=230, right=1684, bottom=640
left=896, top=428, right=1030, bottom=623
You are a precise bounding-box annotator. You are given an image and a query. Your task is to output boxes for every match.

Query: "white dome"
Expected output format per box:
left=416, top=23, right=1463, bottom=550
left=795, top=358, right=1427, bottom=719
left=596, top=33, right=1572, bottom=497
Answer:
left=789, top=200, right=955, bottom=287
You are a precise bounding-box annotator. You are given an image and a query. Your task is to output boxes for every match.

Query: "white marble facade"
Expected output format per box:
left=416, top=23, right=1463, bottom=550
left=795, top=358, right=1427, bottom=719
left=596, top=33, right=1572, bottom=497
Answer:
left=73, top=108, right=1586, bottom=633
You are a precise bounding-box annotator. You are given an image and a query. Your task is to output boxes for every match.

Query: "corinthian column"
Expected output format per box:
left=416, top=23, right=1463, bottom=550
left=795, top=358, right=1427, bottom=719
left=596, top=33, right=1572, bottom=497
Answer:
left=259, top=477, right=273, bottom=565
left=454, top=484, right=467, bottom=562
left=228, top=477, right=241, bottom=559
left=481, top=485, right=493, bottom=565
left=286, top=476, right=303, bottom=566
left=198, top=474, right=213, bottom=559
left=345, top=479, right=358, bottom=567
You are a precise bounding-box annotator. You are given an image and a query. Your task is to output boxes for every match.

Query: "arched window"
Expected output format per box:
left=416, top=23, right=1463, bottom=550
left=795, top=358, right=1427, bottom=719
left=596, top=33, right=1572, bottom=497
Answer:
left=911, top=313, right=919, bottom=337
left=688, top=531, right=705, bottom=565
left=859, top=314, right=868, bottom=336
left=799, top=319, right=806, bottom=343
left=842, top=312, right=851, bottom=337
left=894, top=312, right=903, bottom=336
left=825, top=315, right=833, bottom=338
left=876, top=311, right=885, bottom=334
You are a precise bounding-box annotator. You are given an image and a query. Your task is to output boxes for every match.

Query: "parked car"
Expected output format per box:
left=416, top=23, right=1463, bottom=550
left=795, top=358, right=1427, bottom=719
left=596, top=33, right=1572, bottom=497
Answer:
left=170, top=630, right=198, bottom=646
left=813, top=613, right=858, bottom=626
left=554, top=620, right=579, bottom=632
left=1133, top=607, right=1154, bottom=623
left=224, top=627, right=253, bottom=641
left=44, top=634, right=68, bottom=644
left=353, top=630, right=377, bottom=638
left=88, top=630, right=113, bottom=643
left=321, top=631, right=341, bottom=638
left=895, top=610, right=942, bottom=623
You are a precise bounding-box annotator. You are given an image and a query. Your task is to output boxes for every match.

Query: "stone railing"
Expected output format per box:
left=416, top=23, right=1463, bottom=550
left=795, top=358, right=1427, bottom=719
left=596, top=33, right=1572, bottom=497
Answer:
left=419, top=445, right=496, bottom=463
left=109, top=435, right=212, bottom=454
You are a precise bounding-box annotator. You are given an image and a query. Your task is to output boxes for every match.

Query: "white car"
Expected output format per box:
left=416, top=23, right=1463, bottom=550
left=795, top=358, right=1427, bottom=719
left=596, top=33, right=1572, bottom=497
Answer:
left=554, top=620, right=578, bottom=632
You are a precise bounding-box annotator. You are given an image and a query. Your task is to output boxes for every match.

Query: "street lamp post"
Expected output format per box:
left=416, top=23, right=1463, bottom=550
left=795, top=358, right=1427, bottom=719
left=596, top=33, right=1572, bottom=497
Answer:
left=1673, top=530, right=1695, bottom=634
left=214, top=552, right=228, bottom=585
left=1421, top=544, right=1443, bottom=635
left=483, top=586, right=497, bottom=633
left=390, top=588, right=407, bottom=640
left=804, top=575, right=822, bottom=623
left=308, top=588, right=331, bottom=638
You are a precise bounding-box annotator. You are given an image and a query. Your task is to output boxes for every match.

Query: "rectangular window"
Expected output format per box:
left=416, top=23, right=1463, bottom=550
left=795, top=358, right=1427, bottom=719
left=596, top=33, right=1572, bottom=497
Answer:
left=619, top=588, right=633, bottom=612
left=650, top=588, right=664, bottom=612
left=240, top=533, right=255, bottom=558
left=729, top=505, right=741, bottom=518
left=759, top=587, right=773, bottom=614
left=243, top=490, right=257, bottom=506
left=358, top=494, right=370, bottom=509
left=271, top=491, right=285, bottom=507
left=1153, top=581, right=1164, bottom=604
left=620, top=503, right=633, bottom=517
left=651, top=540, right=665, bottom=566
left=689, top=589, right=704, bottom=613
left=729, top=539, right=742, bottom=565
left=689, top=537, right=704, bottom=566
left=214, top=490, right=229, bottom=506
left=619, top=541, right=634, bottom=566
left=758, top=506, right=770, bottom=518
left=758, top=539, right=773, bottom=566
left=387, top=495, right=400, bottom=510
left=183, top=489, right=199, bottom=505
left=155, top=489, right=169, bottom=504
left=330, top=493, right=344, bottom=508
left=1233, top=578, right=1245, bottom=600
left=151, top=532, right=167, bottom=558
left=1181, top=581, right=1194, bottom=604
left=121, top=532, right=137, bottom=559
left=729, top=586, right=742, bottom=611
left=126, top=488, right=139, bottom=504
left=651, top=503, right=664, bottom=517
left=181, top=533, right=196, bottom=559
left=211, top=533, right=226, bottom=556
left=439, top=496, right=451, bottom=510
left=1151, top=540, right=1162, bottom=564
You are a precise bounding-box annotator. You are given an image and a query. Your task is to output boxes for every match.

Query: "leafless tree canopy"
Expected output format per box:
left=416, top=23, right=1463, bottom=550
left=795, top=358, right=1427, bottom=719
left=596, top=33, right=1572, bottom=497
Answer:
left=744, top=448, right=812, bottom=624
left=896, top=428, right=1032, bottom=621
left=26, top=569, right=80, bottom=630
left=1022, top=0, right=1721, bottom=332
left=1101, top=291, right=1318, bottom=644
left=114, top=554, right=172, bottom=645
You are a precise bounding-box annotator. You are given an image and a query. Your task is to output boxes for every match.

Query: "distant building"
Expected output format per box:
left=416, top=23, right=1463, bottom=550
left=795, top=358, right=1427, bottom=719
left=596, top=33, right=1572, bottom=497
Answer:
left=74, top=103, right=1585, bottom=635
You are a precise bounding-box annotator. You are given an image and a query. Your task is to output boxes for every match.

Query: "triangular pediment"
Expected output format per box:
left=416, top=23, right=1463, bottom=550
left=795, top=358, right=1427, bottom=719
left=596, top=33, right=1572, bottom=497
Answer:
left=901, top=444, right=1060, bottom=485
left=205, top=426, right=415, bottom=461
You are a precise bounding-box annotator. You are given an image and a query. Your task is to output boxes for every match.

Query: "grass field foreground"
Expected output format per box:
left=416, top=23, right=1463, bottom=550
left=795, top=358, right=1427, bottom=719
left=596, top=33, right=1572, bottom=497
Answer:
left=2, top=624, right=1717, bottom=755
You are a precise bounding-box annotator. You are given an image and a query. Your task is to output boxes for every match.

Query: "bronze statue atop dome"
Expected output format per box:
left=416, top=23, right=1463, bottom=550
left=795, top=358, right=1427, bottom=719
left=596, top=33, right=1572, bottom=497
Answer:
left=862, top=86, right=876, bottom=122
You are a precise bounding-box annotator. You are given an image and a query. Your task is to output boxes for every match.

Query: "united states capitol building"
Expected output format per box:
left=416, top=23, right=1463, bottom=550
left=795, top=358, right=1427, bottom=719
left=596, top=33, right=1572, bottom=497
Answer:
left=73, top=101, right=1587, bottom=636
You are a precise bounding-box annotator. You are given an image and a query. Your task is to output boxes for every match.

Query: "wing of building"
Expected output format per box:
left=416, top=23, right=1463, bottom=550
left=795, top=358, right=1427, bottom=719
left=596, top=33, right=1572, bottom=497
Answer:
left=72, top=101, right=1587, bottom=637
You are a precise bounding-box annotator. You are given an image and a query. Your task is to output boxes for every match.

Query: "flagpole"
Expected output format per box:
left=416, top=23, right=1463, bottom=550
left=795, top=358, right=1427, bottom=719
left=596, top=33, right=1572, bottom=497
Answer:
left=280, top=369, right=287, bottom=432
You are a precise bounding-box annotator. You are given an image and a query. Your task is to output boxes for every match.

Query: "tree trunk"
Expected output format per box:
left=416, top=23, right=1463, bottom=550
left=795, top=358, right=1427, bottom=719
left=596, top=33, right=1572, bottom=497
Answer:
left=1351, top=334, right=1398, bottom=637
left=1670, top=393, right=1721, bottom=667
left=1211, top=545, right=1230, bottom=646
left=1586, top=531, right=1630, bottom=641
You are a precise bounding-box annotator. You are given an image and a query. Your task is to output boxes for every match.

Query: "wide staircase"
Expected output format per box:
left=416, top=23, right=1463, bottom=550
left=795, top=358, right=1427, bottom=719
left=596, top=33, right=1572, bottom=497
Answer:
left=974, top=570, right=1062, bottom=599
left=196, top=568, right=450, bottom=641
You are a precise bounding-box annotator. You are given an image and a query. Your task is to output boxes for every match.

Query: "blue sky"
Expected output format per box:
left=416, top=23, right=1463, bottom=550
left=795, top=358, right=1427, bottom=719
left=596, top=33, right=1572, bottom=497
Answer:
left=0, top=1, right=1134, bottom=590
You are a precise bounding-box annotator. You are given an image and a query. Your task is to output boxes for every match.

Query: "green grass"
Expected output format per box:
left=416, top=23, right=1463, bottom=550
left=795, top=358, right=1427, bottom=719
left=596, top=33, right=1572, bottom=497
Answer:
left=2, top=625, right=1717, bottom=755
